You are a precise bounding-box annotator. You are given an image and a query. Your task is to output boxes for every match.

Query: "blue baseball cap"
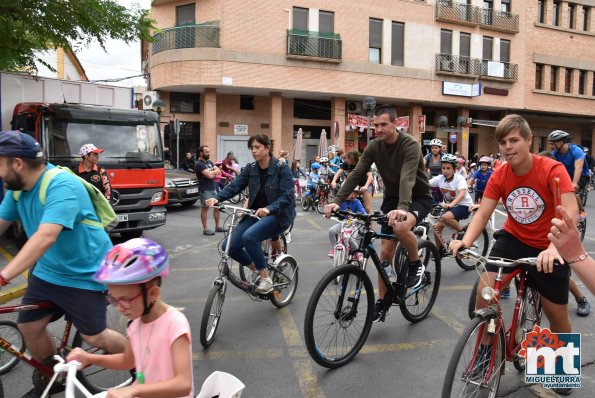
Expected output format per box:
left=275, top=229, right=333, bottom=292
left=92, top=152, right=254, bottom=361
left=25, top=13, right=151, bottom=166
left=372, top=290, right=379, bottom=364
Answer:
left=0, top=130, right=43, bottom=159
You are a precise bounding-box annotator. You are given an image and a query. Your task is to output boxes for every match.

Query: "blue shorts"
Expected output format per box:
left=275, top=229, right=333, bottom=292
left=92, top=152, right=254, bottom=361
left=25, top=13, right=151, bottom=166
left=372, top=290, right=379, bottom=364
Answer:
left=200, top=190, right=217, bottom=206
left=18, top=275, right=108, bottom=336
left=447, top=205, right=471, bottom=221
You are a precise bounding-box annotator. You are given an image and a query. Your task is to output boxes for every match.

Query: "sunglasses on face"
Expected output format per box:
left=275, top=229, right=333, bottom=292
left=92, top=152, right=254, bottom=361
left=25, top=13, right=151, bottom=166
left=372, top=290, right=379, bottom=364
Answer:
left=106, top=292, right=142, bottom=309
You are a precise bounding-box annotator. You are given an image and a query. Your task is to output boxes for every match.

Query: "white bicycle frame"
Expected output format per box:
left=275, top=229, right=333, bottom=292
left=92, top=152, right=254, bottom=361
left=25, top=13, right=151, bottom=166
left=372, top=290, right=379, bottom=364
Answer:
left=41, top=356, right=106, bottom=398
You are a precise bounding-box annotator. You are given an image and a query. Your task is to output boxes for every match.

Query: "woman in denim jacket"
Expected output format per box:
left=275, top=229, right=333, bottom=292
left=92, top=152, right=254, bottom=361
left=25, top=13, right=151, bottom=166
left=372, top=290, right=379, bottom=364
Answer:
left=206, top=134, right=296, bottom=294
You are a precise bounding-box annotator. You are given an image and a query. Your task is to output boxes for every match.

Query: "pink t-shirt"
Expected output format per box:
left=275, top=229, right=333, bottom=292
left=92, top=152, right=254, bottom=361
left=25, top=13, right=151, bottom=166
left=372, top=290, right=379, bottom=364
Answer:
left=127, top=307, right=194, bottom=397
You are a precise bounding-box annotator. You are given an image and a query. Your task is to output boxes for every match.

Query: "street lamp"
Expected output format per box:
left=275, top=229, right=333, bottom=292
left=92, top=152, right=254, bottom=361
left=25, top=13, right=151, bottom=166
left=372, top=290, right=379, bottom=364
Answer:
left=362, top=96, right=376, bottom=145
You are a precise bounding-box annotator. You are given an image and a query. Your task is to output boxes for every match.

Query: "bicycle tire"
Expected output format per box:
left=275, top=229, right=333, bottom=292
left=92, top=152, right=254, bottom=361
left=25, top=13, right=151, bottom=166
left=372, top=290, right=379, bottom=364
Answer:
left=238, top=234, right=288, bottom=282
left=73, top=305, right=135, bottom=393
left=0, top=377, right=3, bottom=398
left=200, top=284, right=225, bottom=348
left=580, top=187, right=588, bottom=207
left=303, top=264, right=374, bottom=368
left=578, top=219, right=587, bottom=242
left=0, top=320, right=25, bottom=375
left=513, top=287, right=542, bottom=372
left=467, top=277, right=480, bottom=319
left=332, top=246, right=346, bottom=285
left=455, top=227, right=490, bottom=271
left=301, top=196, right=310, bottom=211
left=270, top=256, right=299, bottom=308
left=397, top=240, right=441, bottom=323
left=442, top=315, right=505, bottom=398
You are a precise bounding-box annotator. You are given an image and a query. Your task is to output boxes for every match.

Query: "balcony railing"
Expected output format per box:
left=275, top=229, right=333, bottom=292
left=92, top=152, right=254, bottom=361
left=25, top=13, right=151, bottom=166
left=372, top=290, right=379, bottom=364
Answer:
left=152, top=22, right=220, bottom=54
left=435, top=53, right=517, bottom=81
left=480, top=8, right=519, bottom=33
left=287, top=29, right=342, bottom=61
left=435, top=0, right=480, bottom=25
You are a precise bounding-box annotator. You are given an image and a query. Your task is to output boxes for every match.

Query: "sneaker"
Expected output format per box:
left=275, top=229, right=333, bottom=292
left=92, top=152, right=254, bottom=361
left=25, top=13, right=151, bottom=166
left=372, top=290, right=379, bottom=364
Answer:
left=328, top=249, right=335, bottom=258
left=247, top=269, right=260, bottom=284
left=576, top=297, right=591, bottom=317
left=255, top=277, right=273, bottom=294
left=355, top=252, right=364, bottom=262
left=438, top=246, right=449, bottom=259
left=203, top=229, right=215, bottom=236
left=468, top=344, right=492, bottom=380
left=373, top=299, right=388, bottom=322
left=406, top=260, right=425, bottom=289
left=501, top=287, right=511, bottom=299
left=285, top=232, right=292, bottom=244
left=552, top=387, right=573, bottom=395
left=579, top=211, right=587, bottom=222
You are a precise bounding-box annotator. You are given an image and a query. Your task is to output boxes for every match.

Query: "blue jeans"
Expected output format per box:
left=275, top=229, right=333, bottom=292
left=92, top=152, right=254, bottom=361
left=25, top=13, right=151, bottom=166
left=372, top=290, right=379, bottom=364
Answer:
left=224, top=215, right=284, bottom=271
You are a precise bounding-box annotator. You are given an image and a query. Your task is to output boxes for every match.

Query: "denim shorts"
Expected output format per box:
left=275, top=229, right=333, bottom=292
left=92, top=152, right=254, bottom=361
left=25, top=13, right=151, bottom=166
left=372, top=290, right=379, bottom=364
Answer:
left=200, top=190, right=217, bottom=206
left=18, top=275, right=108, bottom=336
left=448, top=205, right=470, bottom=221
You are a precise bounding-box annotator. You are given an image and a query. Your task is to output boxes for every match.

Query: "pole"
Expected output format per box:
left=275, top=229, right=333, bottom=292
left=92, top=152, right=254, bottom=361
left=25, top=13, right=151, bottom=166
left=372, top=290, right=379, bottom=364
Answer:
left=176, top=119, right=180, bottom=170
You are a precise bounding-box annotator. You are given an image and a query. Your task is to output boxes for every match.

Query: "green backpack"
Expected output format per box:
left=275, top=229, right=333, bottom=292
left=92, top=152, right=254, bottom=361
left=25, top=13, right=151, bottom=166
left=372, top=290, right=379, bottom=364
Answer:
left=12, top=166, right=118, bottom=232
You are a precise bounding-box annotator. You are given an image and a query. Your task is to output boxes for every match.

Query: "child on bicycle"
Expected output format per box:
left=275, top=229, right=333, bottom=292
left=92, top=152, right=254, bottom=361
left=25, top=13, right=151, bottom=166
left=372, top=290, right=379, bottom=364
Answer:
left=305, top=162, right=321, bottom=200
left=328, top=187, right=365, bottom=258
left=67, top=238, right=194, bottom=398
left=429, top=153, right=474, bottom=257
left=467, top=156, right=493, bottom=203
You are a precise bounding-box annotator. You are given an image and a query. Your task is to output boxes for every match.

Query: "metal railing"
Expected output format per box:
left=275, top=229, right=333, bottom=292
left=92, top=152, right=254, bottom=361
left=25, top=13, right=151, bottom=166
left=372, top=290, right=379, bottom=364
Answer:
left=152, top=22, right=220, bottom=54
left=435, top=0, right=480, bottom=24
left=435, top=53, right=517, bottom=81
left=480, top=8, right=519, bottom=32
left=287, top=29, right=342, bottom=60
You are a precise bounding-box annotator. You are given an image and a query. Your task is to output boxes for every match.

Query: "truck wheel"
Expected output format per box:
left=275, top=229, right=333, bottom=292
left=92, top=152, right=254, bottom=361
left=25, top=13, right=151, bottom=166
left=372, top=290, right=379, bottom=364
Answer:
left=120, top=230, right=143, bottom=240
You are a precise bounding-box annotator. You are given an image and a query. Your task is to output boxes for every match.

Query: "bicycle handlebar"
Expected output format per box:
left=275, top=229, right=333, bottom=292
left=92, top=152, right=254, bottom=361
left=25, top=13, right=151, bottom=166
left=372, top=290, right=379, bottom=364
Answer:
left=217, top=204, right=259, bottom=218
left=459, top=249, right=538, bottom=268
left=333, top=210, right=387, bottom=224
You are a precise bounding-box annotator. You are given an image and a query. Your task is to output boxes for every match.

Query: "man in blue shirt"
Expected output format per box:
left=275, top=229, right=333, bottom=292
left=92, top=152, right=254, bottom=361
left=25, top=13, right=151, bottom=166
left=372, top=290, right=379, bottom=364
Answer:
left=0, top=131, right=127, bottom=398
left=549, top=130, right=591, bottom=195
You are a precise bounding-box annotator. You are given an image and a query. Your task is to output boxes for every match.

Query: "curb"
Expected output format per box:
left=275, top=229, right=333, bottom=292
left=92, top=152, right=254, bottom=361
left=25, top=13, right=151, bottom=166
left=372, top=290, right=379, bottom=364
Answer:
left=0, top=246, right=27, bottom=304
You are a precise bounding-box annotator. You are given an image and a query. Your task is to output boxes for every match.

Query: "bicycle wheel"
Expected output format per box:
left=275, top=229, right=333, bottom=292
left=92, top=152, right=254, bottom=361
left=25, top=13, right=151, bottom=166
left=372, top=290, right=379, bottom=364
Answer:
left=238, top=235, right=288, bottom=282
left=0, top=377, right=3, bottom=398
left=332, top=246, right=346, bottom=285
left=578, top=219, right=587, bottom=242
left=442, top=315, right=506, bottom=398
left=397, top=240, right=441, bottom=323
left=0, top=320, right=25, bottom=375
left=317, top=191, right=328, bottom=214
left=200, top=283, right=226, bottom=348
left=580, top=187, right=588, bottom=207
left=455, top=227, right=490, bottom=271
left=513, top=287, right=542, bottom=372
left=304, top=264, right=374, bottom=368
left=73, top=305, right=135, bottom=393
left=301, top=196, right=310, bottom=211
left=270, top=256, right=299, bottom=308
left=468, top=277, right=480, bottom=319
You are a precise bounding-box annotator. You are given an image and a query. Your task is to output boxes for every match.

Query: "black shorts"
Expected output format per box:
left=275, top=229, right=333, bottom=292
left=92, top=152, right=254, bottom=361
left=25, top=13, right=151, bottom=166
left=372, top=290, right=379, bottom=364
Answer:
left=487, top=230, right=570, bottom=305
left=380, top=196, right=432, bottom=235
left=18, top=275, right=108, bottom=336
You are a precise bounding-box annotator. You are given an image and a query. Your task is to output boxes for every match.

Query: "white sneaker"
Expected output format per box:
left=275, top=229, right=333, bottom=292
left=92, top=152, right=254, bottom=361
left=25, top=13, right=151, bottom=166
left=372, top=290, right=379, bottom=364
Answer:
left=255, top=277, right=273, bottom=294
left=285, top=232, right=292, bottom=244
left=247, top=269, right=260, bottom=284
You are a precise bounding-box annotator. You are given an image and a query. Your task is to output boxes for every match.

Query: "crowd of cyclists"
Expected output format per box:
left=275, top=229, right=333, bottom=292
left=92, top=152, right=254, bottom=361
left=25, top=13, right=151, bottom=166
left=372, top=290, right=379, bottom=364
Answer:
left=1, top=103, right=595, bottom=397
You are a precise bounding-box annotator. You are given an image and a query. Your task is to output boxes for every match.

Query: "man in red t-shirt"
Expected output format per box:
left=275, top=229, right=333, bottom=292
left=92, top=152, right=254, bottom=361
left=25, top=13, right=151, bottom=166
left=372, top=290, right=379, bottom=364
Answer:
left=452, top=115, right=577, bottom=341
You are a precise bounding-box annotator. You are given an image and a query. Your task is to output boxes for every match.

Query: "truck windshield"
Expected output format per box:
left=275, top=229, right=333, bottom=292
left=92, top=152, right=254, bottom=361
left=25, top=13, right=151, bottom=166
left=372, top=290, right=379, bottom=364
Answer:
left=45, top=118, right=163, bottom=162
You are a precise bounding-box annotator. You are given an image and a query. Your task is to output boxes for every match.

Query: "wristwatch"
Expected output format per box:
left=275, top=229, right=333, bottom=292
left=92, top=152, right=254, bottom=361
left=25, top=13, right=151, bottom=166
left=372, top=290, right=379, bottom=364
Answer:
left=567, top=253, right=589, bottom=265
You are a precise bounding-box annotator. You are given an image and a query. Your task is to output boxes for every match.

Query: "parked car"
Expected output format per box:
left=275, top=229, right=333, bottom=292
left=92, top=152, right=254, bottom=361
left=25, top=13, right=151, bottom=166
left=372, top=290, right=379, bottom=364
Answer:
left=165, top=163, right=199, bottom=206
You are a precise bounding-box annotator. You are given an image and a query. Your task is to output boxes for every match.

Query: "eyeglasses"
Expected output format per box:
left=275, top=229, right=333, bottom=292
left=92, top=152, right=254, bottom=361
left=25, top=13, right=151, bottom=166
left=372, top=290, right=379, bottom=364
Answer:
left=106, top=292, right=142, bottom=309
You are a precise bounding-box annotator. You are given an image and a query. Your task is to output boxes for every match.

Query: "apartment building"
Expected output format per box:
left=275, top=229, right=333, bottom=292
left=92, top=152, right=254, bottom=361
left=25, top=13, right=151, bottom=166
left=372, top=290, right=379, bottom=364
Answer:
left=146, top=0, right=594, bottom=163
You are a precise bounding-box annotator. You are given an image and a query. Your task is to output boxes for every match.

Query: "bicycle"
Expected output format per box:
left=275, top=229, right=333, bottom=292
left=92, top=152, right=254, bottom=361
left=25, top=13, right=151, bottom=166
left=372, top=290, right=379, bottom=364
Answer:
left=304, top=210, right=441, bottom=368
left=40, top=356, right=107, bottom=398
left=441, top=250, right=543, bottom=398
left=0, top=300, right=133, bottom=394
left=578, top=183, right=588, bottom=207
left=415, top=205, right=490, bottom=271
left=329, top=216, right=364, bottom=284
left=199, top=204, right=299, bottom=348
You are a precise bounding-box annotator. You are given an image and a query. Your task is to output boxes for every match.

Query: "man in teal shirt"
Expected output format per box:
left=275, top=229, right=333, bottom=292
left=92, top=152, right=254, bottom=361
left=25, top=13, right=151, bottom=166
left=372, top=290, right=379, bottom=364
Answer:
left=0, top=131, right=127, bottom=398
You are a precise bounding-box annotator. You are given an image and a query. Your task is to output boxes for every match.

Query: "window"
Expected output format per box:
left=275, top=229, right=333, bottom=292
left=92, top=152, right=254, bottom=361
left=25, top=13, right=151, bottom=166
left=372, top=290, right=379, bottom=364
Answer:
left=535, top=64, right=544, bottom=89
left=583, top=7, right=590, bottom=31
left=483, top=0, right=493, bottom=24
left=578, top=70, right=586, bottom=95
left=553, top=0, right=560, bottom=26
left=568, top=4, right=575, bottom=29
left=391, top=22, right=404, bottom=66
left=537, top=0, right=545, bottom=23
left=482, top=36, right=493, bottom=60
left=170, top=92, right=200, bottom=113
left=369, top=18, right=382, bottom=64
left=440, top=29, right=453, bottom=54
left=501, top=0, right=510, bottom=13
left=293, top=7, right=308, bottom=31
left=293, top=99, right=331, bottom=120
left=240, top=95, right=255, bottom=110
left=551, top=66, right=558, bottom=91
left=500, top=39, right=510, bottom=63
left=319, top=10, right=334, bottom=34
left=176, top=3, right=195, bottom=26
left=460, top=33, right=471, bottom=73
left=565, top=68, right=573, bottom=93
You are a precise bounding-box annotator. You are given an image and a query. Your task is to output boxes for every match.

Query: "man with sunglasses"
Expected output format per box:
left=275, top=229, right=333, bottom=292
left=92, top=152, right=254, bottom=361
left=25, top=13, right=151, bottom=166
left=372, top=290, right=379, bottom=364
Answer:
left=0, top=131, right=127, bottom=398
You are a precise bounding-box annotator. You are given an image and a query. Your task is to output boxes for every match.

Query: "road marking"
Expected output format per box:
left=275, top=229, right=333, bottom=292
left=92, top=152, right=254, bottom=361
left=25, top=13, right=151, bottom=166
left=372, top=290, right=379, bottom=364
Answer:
left=194, top=349, right=283, bottom=361
left=441, top=285, right=473, bottom=291
left=306, top=217, right=324, bottom=231
left=276, top=308, right=325, bottom=398
left=432, top=306, right=466, bottom=335
left=360, top=339, right=454, bottom=354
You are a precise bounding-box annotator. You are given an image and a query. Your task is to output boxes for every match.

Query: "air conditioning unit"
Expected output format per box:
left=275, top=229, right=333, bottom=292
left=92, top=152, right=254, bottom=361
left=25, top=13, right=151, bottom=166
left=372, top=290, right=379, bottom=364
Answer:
left=143, top=91, right=158, bottom=108
left=346, top=101, right=362, bottom=114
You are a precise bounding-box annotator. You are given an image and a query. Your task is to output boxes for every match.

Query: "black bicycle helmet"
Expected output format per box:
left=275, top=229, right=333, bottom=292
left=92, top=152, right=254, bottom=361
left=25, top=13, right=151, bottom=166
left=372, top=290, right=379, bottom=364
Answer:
left=548, top=130, right=570, bottom=142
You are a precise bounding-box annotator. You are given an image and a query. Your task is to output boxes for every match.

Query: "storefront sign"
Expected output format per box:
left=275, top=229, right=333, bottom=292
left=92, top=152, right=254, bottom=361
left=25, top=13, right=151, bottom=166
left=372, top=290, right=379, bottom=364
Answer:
left=487, top=61, right=505, bottom=78
left=396, top=116, right=409, bottom=132
left=419, top=115, right=426, bottom=134
left=234, top=124, right=248, bottom=135
left=442, top=81, right=481, bottom=97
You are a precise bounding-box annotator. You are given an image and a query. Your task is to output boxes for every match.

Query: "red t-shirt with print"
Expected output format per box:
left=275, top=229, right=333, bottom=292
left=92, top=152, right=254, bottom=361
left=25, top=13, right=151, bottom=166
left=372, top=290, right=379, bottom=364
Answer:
left=483, top=154, right=574, bottom=249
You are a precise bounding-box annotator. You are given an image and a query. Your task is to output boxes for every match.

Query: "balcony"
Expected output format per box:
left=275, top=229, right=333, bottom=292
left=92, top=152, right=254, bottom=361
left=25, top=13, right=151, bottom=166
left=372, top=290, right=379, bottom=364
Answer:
left=435, top=0, right=480, bottom=26
left=287, top=29, right=342, bottom=62
left=435, top=53, right=517, bottom=81
left=480, top=9, right=519, bottom=33
left=152, top=22, right=220, bottom=55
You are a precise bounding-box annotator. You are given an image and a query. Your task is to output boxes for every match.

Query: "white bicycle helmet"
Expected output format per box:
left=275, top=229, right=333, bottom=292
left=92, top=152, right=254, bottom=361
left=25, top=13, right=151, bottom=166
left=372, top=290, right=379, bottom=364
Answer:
left=441, top=153, right=459, bottom=166
left=478, top=156, right=492, bottom=164
left=548, top=130, right=570, bottom=142
left=430, top=139, right=443, bottom=147
left=319, top=156, right=329, bottom=163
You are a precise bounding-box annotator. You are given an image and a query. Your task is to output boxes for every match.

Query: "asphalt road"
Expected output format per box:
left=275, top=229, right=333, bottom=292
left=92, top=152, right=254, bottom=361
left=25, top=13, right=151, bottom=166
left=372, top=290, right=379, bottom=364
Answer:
left=2, top=194, right=595, bottom=398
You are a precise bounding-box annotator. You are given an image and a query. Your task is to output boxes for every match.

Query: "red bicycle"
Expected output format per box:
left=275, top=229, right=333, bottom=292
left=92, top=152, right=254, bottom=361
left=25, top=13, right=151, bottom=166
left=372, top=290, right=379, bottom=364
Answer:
left=0, top=300, right=133, bottom=395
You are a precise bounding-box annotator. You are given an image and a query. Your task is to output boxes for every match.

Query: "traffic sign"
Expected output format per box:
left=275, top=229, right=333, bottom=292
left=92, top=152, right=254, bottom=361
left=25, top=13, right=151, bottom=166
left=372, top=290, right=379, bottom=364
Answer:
left=449, top=133, right=457, bottom=144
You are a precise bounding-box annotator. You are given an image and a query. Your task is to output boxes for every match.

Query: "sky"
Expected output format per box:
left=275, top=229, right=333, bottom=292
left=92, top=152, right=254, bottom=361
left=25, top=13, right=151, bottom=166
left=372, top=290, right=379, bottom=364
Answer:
left=75, top=0, right=152, bottom=87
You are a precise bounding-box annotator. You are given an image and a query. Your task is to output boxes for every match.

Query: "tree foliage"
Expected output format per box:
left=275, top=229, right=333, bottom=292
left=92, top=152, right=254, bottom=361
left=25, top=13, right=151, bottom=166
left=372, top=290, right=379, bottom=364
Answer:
left=0, top=0, right=155, bottom=74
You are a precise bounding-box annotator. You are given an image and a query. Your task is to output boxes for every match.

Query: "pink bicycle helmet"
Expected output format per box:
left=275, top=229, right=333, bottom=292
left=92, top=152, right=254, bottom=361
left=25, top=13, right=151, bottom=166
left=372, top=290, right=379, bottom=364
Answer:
left=94, top=238, right=169, bottom=285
